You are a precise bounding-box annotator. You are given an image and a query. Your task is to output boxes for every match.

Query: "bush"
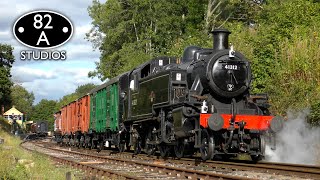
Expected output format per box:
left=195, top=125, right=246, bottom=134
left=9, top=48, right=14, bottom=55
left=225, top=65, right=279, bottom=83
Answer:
left=308, top=102, right=320, bottom=126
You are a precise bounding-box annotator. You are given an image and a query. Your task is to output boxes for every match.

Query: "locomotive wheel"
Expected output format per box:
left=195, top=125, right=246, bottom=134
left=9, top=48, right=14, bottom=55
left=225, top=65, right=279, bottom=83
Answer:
left=134, top=139, right=142, bottom=154
left=200, top=129, right=214, bottom=161
left=260, top=135, right=266, bottom=156
left=145, top=128, right=156, bottom=156
left=118, top=142, right=125, bottom=153
left=252, top=135, right=266, bottom=162
left=174, top=139, right=185, bottom=159
left=159, top=143, right=171, bottom=158
left=146, top=144, right=156, bottom=156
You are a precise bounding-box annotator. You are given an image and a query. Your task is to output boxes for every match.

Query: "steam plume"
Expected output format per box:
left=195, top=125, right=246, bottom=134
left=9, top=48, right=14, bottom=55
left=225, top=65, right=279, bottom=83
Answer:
left=265, top=109, right=320, bottom=165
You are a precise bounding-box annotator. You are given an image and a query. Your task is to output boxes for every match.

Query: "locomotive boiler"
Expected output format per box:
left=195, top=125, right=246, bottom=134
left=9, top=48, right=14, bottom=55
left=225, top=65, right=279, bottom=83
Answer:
left=55, top=29, right=284, bottom=161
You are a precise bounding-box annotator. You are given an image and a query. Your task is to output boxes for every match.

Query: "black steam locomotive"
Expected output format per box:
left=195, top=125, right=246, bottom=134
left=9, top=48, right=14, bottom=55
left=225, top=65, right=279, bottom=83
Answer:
left=56, top=29, right=283, bottom=161
left=120, top=29, right=283, bottom=161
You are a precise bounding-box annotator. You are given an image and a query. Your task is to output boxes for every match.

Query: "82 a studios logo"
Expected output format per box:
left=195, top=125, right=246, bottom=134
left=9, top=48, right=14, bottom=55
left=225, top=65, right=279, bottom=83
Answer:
left=13, top=10, right=73, bottom=60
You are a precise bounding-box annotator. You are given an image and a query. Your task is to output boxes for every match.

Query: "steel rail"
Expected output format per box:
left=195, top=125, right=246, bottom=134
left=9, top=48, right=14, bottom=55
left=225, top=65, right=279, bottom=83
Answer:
left=31, top=142, right=255, bottom=180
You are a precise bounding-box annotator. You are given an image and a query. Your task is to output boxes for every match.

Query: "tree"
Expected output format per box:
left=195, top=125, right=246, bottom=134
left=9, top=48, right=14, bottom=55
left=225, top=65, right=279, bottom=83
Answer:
left=0, top=44, right=15, bottom=110
left=85, top=0, right=320, bottom=126
left=55, top=93, right=78, bottom=112
left=10, top=85, right=34, bottom=119
left=75, top=83, right=97, bottom=97
left=87, top=0, right=209, bottom=80
left=31, top=99, right=57, bottom=131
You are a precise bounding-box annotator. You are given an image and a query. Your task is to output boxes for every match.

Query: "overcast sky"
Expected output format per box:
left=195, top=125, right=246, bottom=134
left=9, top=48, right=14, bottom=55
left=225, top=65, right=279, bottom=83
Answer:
left=0, top=0, right=106, bottom=104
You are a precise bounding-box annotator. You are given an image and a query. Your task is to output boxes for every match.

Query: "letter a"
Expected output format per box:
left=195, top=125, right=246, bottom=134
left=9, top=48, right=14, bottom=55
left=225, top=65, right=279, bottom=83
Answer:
left=37, top=31, right=50, bottom=45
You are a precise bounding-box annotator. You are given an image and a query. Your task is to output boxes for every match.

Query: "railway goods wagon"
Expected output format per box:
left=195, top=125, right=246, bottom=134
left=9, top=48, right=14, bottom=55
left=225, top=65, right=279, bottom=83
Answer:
left=87, top=74, right=128, bottom=151
left=76, top=95, right=90, bottom=147
left=30, top=121, right=48, bottom=134
left=54, top=111, right=62, bottom=142
left=66, top=102, right=73, bottom=135
left=77, top=95, right=90, bottom=133
left=54, top=111, right=61, bottom=132
left=60, top=106, right=67, bottom=136
left=70, top=102, right=77, bottom=134
left=60, top=102, right=76, bottom=145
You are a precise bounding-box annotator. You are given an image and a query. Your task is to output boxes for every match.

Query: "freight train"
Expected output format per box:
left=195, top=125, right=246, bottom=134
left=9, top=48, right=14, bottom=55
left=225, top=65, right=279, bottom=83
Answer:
left=54, top=29, right=284, bottom=161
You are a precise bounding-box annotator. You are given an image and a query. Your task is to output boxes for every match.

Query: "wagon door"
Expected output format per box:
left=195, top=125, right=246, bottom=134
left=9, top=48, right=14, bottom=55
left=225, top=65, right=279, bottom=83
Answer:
left=110, top=84, right=119, bottom=131
left=90, top=93, right=96, bottom=132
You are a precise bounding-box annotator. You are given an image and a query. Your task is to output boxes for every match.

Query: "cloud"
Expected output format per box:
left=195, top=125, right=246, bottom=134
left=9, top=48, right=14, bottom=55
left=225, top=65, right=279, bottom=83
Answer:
left=11, top=61, right=102, bottom=103
left=11, top=66, right=58, bottom=83
left=0, top=0, right=103, bottom=104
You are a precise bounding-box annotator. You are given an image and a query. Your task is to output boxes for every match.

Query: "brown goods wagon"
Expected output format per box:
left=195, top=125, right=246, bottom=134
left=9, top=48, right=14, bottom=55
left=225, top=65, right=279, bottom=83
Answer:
left=77, top=95, right=90, bottom=133
left=72, top=101, right=78, bottom=133
left=61, top=106, right=68, bottom=135
left=72, top=102, right=78, bottom=134
left=69, top=102, right=76, bottom=133
left=66, top=103, right=73, bottom=134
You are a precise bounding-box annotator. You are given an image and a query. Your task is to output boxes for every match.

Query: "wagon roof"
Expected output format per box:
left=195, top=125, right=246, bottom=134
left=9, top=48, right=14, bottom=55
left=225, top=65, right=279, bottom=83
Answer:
left=89, top=72, right=129, bottom=94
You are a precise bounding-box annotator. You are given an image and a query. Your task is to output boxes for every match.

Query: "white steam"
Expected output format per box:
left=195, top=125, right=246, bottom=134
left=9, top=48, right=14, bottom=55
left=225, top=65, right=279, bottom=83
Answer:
left=265, top=109, right=320, bottom=165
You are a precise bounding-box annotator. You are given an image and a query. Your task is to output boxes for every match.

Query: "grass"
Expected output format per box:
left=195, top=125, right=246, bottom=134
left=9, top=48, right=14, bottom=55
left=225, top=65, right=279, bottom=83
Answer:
left=317, top=144, right=320, bottom=165
left=0, top=118, right=81, bottom=180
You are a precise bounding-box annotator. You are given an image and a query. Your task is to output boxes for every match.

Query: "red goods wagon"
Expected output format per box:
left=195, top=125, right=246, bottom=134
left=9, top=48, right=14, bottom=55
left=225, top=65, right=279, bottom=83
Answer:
left=66, top=103, right=73, bottom=134
left=61, top=106, right=68, bottom=135
left=70, top=102, right=77, bottom=134
left=77, top=95, right=90, bottom=133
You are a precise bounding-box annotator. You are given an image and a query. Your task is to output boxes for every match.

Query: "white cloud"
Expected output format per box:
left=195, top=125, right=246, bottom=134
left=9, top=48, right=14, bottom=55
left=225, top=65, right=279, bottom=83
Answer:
left=12, top=66, right=58, bottom=83
left=15, top=65, right=102, bottom=103
left=0, top=0, right=103, bottom=104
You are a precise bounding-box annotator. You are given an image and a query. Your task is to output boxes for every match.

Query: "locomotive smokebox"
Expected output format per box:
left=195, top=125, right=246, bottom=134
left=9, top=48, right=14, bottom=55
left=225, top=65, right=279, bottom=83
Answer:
left=212, top=29, right=231, bottom=50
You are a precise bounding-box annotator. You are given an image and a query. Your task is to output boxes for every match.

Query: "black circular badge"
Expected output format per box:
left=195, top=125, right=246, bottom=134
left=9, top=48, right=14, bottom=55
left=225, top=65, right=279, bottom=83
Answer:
left=13, top=10, right=73, bottom=49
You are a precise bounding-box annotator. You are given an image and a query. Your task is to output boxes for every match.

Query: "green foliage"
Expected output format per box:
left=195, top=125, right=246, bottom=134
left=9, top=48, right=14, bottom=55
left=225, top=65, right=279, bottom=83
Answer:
left=0, top=116, right=12, bottom=133
left=0, top=44, right=15, bottom=110
left=75, top=83, right=97, bottom=97
left=30, top=99, right=57, bottom=131
left=0, top=128, right=78, bottom=179
left=55, top=93, right=78, bottom=111
left=87, top=0, right=208, bottom=79
left=86, top=0, right=320, bottom=126
left=10, top=85, right=34, bottom=120
left=309, top=102, right=320, bottom=126
left=55, top=83, right=98, bottom=111
left=268, top=27, right=320, bottom=113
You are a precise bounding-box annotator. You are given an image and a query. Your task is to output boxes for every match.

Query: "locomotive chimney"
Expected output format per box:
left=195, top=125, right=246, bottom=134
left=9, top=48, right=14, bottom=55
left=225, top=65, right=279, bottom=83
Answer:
left=211, top=29, right=231, bottom=50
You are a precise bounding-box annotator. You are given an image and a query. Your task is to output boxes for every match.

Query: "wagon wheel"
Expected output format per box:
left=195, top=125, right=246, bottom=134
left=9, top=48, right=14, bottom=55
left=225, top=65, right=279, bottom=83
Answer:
left=158, top=143, right=171, bottom=158
left=90, top=139, right=95, bottom=150
left=174, top=139, right=185, bottom=159
left=84, top=137, right=89, bottom=149
left=200, top=129, right=214, bottom=161
left=76, top=138, right=81, bottom=149
left=97, top=141, right=103, bottom=152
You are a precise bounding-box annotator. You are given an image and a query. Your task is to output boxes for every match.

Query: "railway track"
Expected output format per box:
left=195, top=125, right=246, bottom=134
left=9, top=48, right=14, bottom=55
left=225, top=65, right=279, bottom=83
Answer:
left=21, top=139, right=320, bottom=180
left=109, top=151, right=320, bottom=179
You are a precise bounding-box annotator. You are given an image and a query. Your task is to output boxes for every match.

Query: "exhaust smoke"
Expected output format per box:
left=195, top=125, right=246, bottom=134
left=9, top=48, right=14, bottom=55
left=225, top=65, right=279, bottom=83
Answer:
left=265, top=109, right=320, bottom=165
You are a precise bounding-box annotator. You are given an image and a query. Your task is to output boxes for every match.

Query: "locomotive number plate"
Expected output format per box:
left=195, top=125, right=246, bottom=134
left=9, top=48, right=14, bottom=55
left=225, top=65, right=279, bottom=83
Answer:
left=222, top=64, right=240, bottom=70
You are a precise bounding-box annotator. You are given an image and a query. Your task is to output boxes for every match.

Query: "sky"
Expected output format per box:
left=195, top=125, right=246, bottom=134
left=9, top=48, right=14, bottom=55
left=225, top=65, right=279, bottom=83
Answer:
left=0, top=0, right=106, bottom=104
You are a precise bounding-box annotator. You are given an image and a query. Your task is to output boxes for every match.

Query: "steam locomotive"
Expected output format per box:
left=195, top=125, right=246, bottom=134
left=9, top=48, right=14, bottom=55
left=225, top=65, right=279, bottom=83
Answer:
left=54, top=29, right=284, bottom=161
